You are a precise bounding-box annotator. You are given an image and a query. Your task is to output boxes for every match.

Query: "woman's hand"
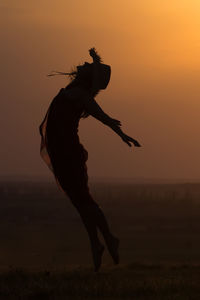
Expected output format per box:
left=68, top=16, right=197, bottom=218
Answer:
left=108, top=118, right=141, bottom=148
left=120, top=133, right=141, bottom=147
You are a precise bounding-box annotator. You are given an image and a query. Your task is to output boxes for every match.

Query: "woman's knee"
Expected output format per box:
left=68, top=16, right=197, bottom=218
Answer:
left=71, top=195, right=99, bottom=213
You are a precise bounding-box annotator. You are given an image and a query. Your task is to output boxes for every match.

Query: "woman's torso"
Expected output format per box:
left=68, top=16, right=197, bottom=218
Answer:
left=45, top=86, right=89, bottom=153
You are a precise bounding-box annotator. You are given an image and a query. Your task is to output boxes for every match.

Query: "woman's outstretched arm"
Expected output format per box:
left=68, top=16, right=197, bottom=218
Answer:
left=83, top=97, right=141, bottom=147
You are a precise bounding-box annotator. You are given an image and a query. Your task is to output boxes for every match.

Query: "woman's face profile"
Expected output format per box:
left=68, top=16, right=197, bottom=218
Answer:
left=77, top=62, right=92, bottom=79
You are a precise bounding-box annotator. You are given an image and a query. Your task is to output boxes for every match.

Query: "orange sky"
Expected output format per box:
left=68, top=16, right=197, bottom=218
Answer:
left=1, top=0, right=200, bottom=181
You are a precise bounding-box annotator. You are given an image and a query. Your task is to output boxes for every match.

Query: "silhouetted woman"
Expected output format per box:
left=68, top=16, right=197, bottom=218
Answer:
left=39, top=48, right=141, bottom=272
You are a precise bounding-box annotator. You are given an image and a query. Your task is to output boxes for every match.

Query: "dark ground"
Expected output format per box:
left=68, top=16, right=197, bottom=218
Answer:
left=0, top=180, right=200, bottom=299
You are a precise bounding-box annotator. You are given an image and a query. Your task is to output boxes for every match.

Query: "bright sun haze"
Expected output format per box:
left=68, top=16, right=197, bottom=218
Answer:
left=1, top=0, right=200, bottom=181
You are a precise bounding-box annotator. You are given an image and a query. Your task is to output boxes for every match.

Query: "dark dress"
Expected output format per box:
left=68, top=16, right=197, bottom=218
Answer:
left=39, top=87, right=90, bottom=201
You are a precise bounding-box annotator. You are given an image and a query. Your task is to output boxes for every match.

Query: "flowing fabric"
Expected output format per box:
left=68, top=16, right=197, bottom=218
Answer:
left=39, top=88, right=89, bottom=196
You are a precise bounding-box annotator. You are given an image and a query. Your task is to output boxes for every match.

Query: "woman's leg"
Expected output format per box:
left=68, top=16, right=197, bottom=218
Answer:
left=69, top=192, right=105, bottom=271
left=71, top=189, right=119, bottom=265
left=73, top=201, right=101, bottom=246
left=55, top=167, right=119, bottom=268
left=88, top=200, right=120, bottom=265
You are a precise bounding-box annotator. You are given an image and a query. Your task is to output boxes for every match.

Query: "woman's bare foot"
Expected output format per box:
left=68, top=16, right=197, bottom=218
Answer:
left=91, top=243, right=105, bottom=272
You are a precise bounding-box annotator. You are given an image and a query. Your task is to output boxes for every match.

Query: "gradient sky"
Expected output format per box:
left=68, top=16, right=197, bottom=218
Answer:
left=1, top=0, right=200, bottom=181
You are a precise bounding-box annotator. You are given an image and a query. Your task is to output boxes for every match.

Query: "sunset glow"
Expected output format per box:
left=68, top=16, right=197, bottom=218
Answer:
left=1, top=0, right=200, bottom=180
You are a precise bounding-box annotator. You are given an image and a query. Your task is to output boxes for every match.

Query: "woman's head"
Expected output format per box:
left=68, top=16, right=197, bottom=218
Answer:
left=75, top=60, right=111, bottom=92
left=75, top=62, right=93, bottom=89
left=77, top=62, right=92, bottom=75
left=48, top=48, right=111, bottom=92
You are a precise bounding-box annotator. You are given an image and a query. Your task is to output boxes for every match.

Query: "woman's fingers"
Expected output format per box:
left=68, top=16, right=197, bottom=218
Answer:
left=122, top=135, right=141, bottom=147
left=127, top=136, right=141, bottom=147
left=132, top=140, right=141, bottom=147
left=122, top=136, right=132, bottom=147
left=123, top=138, right=131, bottom=147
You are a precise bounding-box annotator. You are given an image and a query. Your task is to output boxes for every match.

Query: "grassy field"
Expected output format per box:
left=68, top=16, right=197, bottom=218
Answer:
left=0, top=180, right=200, bottom=299
left=1, top=263, right=200, bottom=299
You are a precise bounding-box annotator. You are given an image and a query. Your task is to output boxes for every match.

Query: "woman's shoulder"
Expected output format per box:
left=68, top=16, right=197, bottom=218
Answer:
left=49, top=87, right=83, bottom=112
left=61, top=86, right=93, bottom=109
left=63, top=86, right=91, bottom=99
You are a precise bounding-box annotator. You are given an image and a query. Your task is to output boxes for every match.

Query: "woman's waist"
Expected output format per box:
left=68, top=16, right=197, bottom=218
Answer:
left=46, top=132, right=80, bottom=145
left=47, top=140, right=87, bottom=158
